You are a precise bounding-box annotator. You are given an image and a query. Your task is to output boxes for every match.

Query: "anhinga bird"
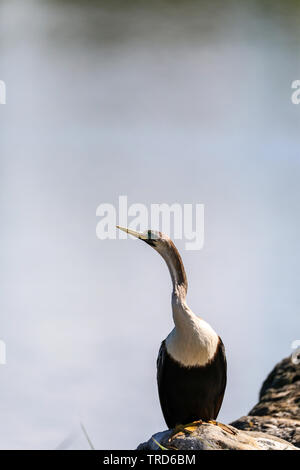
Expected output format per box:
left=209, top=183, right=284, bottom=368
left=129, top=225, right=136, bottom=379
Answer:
left=117, top=226, right=228, bottom=433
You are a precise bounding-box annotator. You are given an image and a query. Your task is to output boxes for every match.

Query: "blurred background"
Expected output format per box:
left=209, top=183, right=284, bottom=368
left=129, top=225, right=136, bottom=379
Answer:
left=0, top=0, right=300, bottom=450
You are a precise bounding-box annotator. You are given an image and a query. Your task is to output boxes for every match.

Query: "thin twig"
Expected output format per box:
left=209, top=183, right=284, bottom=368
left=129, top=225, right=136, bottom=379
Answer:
left=80, top=422, right=95, bottom=450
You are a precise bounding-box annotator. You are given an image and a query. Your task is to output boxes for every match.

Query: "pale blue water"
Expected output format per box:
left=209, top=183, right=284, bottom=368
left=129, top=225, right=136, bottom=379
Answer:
left=0, top=0, right=300, bottom=449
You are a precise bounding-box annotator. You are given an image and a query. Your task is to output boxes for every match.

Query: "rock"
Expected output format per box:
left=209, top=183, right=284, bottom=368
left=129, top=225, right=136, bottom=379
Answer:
left=231, top=355, right=300, bottom=448
left=137, top=422, right=297, bottom=450
left=137, top=355, right=299, bottom=450
left=230, top=416, right=300, bottom=449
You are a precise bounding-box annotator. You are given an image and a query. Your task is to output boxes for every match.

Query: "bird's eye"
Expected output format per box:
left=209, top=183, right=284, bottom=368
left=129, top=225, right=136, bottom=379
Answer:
left=145, top=230, right=158, bottom=246
left=147, top=230, right=159, bottom=241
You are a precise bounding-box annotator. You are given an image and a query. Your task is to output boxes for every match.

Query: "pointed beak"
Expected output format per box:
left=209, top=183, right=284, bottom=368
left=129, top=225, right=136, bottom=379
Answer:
left=116, top=225, right=147, bottom=240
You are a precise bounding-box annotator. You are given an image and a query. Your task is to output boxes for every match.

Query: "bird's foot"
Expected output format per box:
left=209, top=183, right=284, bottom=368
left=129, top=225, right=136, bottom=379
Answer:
left=168, top=419, right=236, bottom=442
left=207, top=420, right=237, bottom=435
left=168, top=420, right=203, bottom=441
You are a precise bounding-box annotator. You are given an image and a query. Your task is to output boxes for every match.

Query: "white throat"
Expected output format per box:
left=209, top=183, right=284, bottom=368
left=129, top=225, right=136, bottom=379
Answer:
left=165, top=297, right=219, bottom=367
left=154, top=238, right=219, bottom=367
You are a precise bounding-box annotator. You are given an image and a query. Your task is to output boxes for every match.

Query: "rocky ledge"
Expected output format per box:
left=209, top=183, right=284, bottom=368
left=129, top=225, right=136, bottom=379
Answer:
left=137, top=355, right=299, bottom=450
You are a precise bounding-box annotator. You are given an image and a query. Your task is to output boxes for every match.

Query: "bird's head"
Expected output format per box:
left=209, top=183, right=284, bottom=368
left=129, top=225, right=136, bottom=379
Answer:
left=116, top=226, right=168, bottom=250
left=116, top=226, right=187, bottom=293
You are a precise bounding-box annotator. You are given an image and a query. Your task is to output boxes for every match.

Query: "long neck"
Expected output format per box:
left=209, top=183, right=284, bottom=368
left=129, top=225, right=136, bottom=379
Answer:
left=157, top=242, right=200, bottom=333
left=160, top=242, right=219, bottom=367
left=158, top=241, right=188, bottom=302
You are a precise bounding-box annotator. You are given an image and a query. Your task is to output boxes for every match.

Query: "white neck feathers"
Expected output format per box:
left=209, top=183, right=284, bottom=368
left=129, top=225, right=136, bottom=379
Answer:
left=155, top=238, right=219, bottom=367
left=165, top=297, right=219, bottom=367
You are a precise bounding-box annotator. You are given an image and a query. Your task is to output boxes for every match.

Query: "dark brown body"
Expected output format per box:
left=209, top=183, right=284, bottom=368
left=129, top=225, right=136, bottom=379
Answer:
left=157, top=338, right=227, bottom=428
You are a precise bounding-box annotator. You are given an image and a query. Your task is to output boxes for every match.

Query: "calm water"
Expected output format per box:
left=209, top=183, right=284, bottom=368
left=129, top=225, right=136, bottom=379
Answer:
left=0, top=0, right=300, bottom=449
